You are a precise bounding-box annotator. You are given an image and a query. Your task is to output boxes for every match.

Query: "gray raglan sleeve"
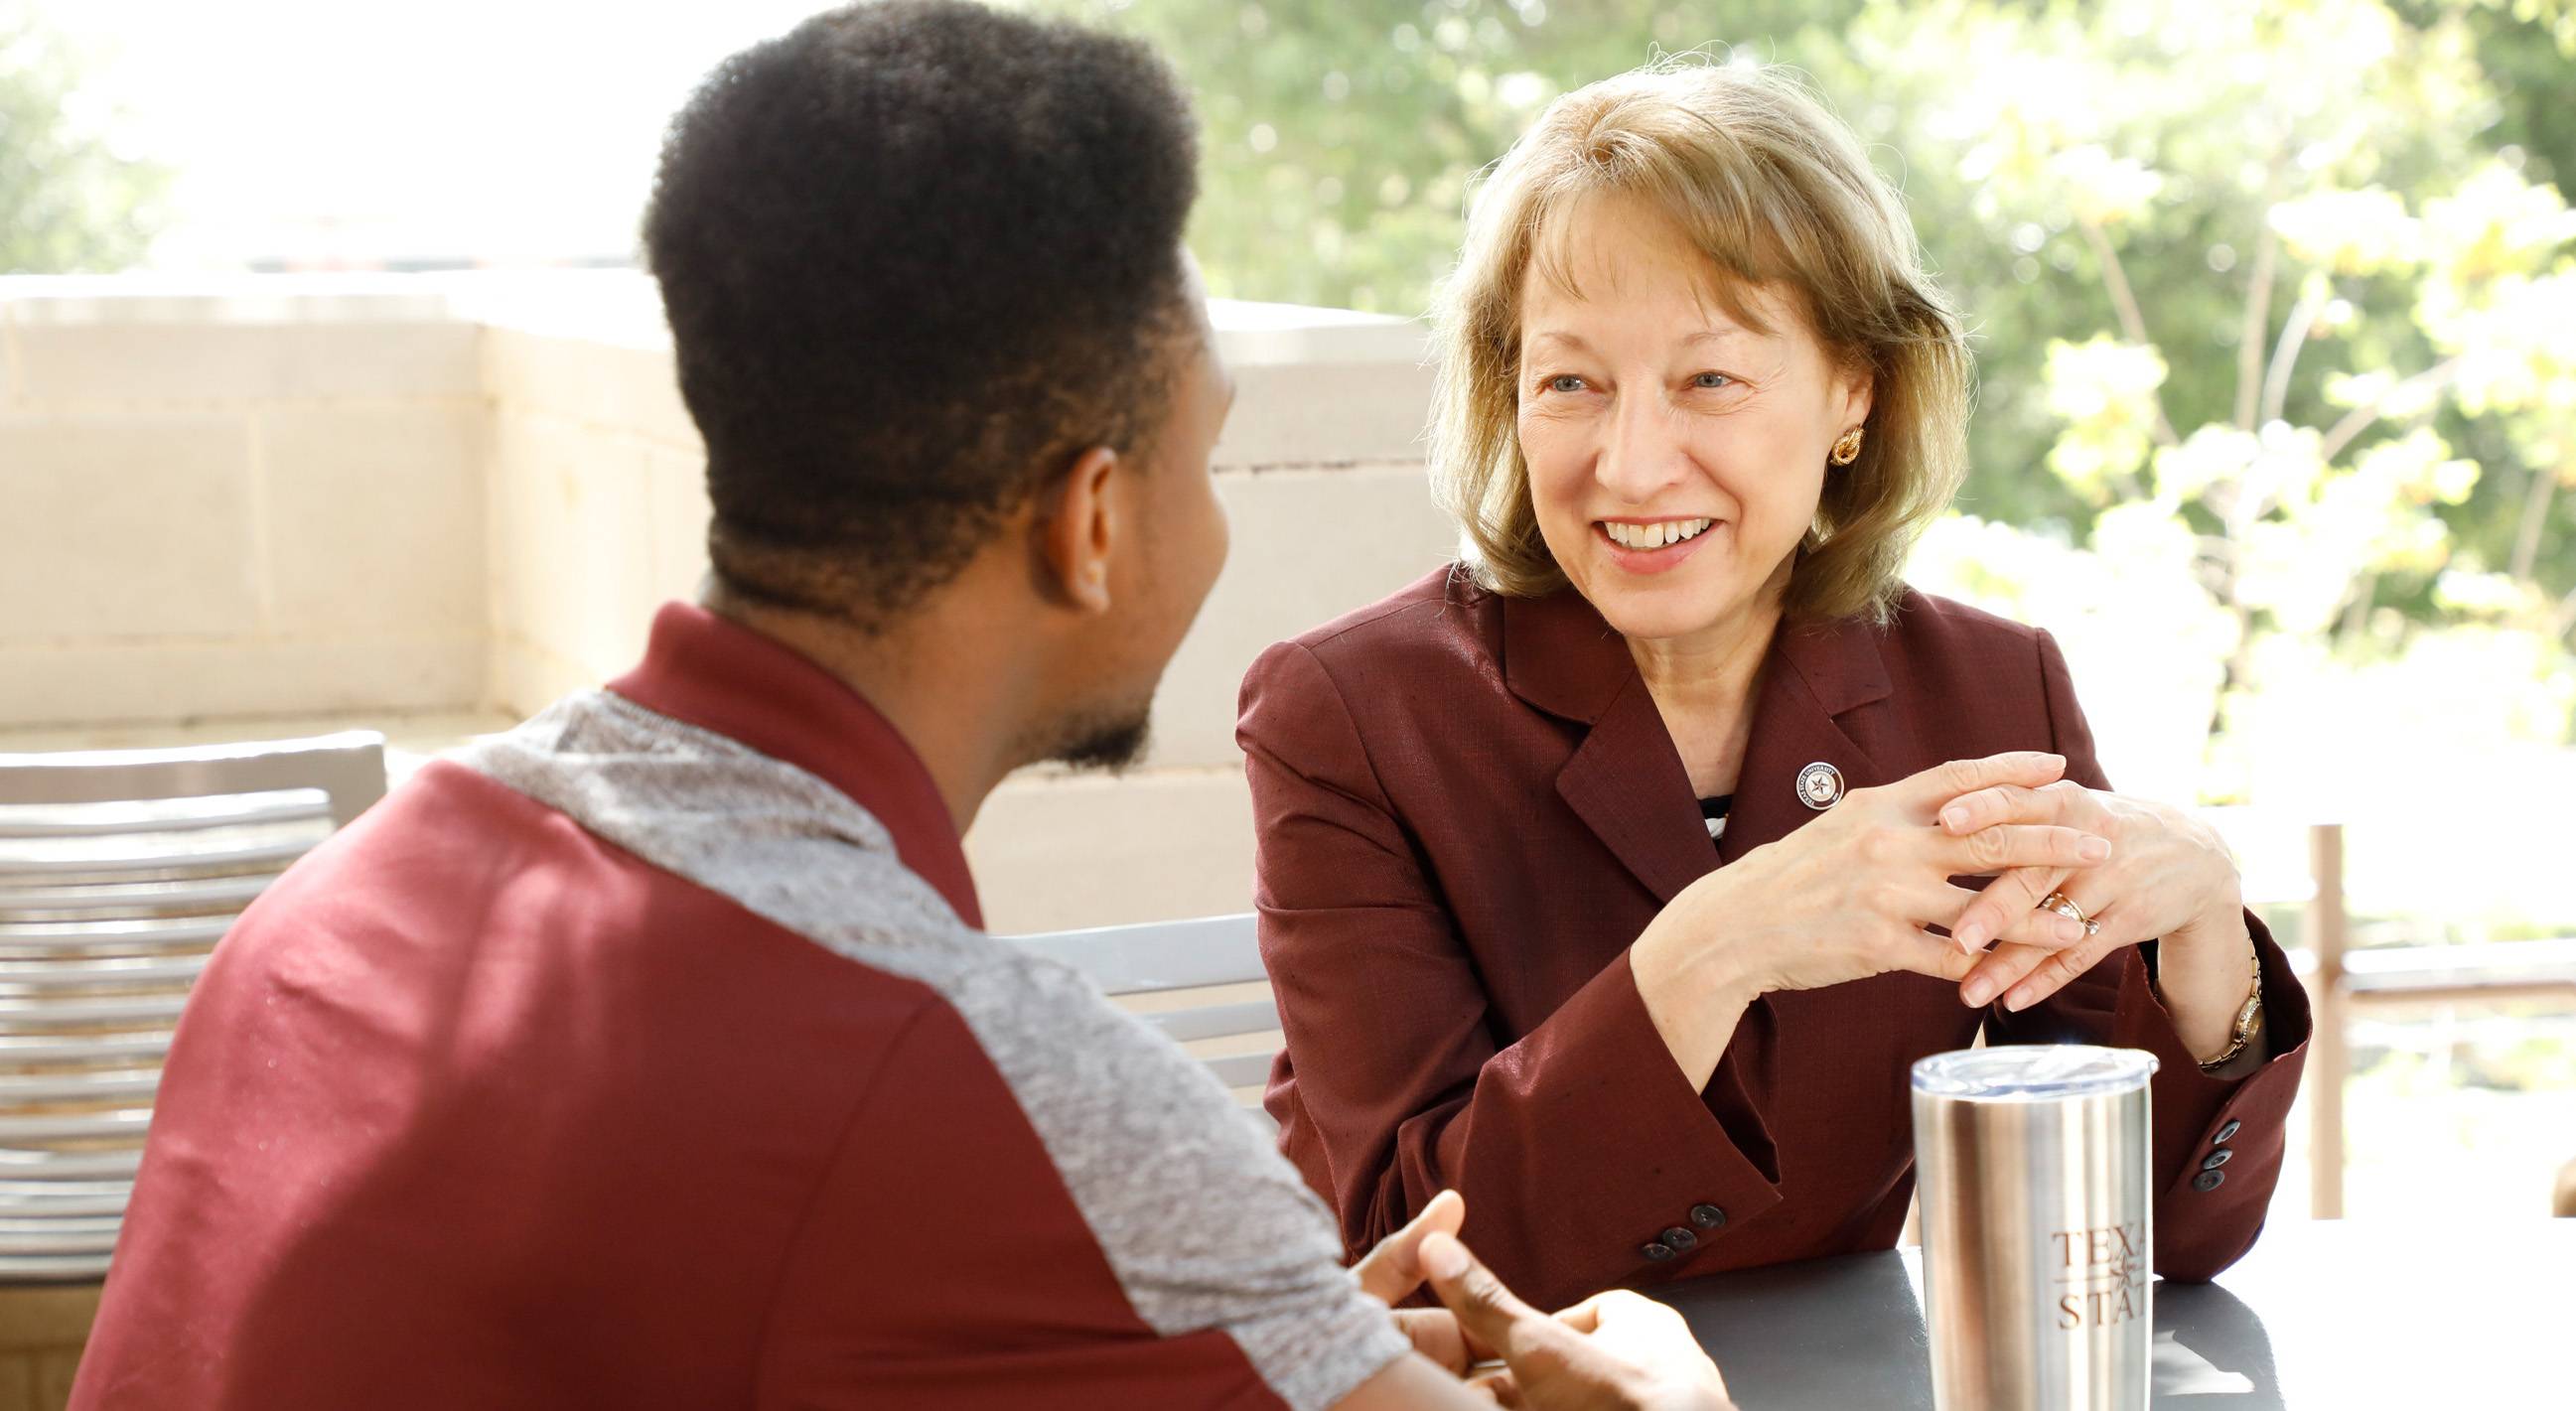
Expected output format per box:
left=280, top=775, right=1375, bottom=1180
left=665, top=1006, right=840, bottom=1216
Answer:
left=951, top=955, right=1415, bottom=1411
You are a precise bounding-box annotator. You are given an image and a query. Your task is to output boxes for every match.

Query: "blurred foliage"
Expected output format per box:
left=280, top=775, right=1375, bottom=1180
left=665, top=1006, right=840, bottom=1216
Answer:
left=0, top=10, right=167, bottom=273
left=1027, top=0, right=2576, bottom=791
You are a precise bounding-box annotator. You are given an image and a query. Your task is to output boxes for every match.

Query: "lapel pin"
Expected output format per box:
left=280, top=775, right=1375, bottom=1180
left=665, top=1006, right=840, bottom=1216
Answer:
left=1796, top=762, right=1844, bottom=810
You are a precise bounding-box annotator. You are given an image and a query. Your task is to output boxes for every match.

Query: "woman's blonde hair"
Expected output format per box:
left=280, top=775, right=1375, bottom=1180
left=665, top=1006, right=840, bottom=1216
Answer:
left=1428, top=58, right=1972, bottom=624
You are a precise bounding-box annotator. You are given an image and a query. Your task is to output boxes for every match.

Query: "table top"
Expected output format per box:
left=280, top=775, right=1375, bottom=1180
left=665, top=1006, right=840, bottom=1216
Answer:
left=1660, top=1219, right=2574, bottom=1409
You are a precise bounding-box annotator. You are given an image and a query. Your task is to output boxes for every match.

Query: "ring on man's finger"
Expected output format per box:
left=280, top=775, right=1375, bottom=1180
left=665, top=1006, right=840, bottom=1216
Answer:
left=2039, top=890, right=2101, bottom=937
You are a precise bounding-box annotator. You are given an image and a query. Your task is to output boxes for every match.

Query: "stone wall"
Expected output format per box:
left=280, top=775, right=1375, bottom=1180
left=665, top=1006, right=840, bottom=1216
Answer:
left=0, top=273, right=1454, bottom=932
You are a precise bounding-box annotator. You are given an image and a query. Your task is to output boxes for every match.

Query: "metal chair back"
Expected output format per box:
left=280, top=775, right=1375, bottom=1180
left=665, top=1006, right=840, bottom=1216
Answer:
left=0, top=731, right=386, bottom=1281
left=1004, top=914, right=1281, bottom=1101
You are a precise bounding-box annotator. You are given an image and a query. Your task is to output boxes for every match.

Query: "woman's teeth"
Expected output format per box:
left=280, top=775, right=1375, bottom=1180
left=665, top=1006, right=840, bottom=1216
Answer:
left=1601, top=518, right=1713, bottom=550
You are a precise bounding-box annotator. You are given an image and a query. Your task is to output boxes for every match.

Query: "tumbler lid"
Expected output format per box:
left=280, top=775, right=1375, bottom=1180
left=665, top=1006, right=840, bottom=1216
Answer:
left=1910, top=1045, right=2158, bottom=1100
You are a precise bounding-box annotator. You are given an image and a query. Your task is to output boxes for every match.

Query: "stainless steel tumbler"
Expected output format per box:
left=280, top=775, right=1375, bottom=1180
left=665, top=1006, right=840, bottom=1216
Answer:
left=1911, top=1045, right=2159, bottom=1411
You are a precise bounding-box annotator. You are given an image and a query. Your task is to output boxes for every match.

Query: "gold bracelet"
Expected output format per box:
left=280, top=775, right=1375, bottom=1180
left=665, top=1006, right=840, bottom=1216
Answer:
left=2197, top=948, right=2263, bottom=1072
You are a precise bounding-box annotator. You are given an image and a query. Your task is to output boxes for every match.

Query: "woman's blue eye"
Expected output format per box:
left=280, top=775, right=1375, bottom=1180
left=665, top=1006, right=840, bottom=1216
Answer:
left=1547, top=374, right=1586, bottom=394
left=1692, top=371, right=1733, bottom=389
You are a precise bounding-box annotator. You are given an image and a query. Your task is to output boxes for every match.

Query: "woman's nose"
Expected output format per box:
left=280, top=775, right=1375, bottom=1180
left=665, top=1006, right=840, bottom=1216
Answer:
left=1594, top=393, right=1690, bottom=502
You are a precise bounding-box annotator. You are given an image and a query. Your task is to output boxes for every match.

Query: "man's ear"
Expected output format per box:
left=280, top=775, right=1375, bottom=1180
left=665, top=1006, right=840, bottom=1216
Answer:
left=1036, top=445, right=1121, bottom=615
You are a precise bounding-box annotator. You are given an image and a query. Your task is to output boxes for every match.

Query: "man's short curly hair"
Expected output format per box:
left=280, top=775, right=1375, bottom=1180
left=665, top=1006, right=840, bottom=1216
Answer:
left=644, top=0, right=1201, bottom=629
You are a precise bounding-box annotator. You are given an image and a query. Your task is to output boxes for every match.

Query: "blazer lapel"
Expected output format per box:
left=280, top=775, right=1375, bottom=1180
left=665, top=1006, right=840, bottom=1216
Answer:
left=1718, top=615, right=1896, bottom=865
left=1556, top=675, right=1720, bottom=905
left=1501, top=589, right=1904, bottom=899
left=1502, top=590, right=1727, bottom=907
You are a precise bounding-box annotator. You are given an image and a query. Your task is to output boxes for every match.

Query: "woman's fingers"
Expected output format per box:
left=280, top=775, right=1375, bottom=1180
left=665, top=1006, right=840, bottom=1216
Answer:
left=1932, top=884, right=2090, bottom=949
left=1889, top=753, right=2069, bottom=813
left=2001, top=929, right=2124, bottom=1012
left=1934, top=776, right=2090, bottom=835
left=1935, top=782, right=2053, bottom=834
left=1938, top=822, right=2110, bottom=880
left=1949, top=860, right=2078, bottom=953
left=1893, top=928, right=1981, bottom=984
left=1959, top=940, right=2054, bottom=1009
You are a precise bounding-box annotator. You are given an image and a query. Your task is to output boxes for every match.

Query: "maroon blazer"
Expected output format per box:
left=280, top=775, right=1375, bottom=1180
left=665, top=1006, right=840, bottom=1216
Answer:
left=1237, top=566, right=2310, bottom=1311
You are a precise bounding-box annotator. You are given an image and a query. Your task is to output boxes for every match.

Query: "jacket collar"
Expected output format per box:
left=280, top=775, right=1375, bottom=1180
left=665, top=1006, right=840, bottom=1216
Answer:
left=607, top=602, right=984, bottom=930
left=1500, top=588, right=1895, bottom=902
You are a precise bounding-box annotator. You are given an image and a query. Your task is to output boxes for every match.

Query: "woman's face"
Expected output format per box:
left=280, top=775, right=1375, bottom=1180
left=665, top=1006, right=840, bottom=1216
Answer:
left=1515, top=194, right=1871, bottom=646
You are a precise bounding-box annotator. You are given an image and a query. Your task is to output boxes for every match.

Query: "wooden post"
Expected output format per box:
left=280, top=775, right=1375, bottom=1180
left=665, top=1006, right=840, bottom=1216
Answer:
left=2307, top=822, right=2348, bottom=1219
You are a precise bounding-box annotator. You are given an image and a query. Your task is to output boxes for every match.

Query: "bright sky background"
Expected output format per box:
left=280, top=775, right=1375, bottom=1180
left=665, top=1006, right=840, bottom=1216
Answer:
left=40, top=0, right=844, bottom=268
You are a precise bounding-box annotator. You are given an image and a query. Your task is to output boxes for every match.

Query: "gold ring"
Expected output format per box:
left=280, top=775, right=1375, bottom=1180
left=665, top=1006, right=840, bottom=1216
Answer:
left=2041, top=891, right=2100, bottom=936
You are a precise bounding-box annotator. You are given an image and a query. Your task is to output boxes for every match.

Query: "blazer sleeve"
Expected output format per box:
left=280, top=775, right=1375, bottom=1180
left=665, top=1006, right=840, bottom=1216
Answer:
left=1239, top=640, right=1786, bottom=1310
left=1981, top=628, right=2314, bottom=1281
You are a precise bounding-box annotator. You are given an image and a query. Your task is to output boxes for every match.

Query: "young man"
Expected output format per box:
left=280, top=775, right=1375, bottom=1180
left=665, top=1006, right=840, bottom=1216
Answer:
left=70, top=3, right=1727, bottom=1407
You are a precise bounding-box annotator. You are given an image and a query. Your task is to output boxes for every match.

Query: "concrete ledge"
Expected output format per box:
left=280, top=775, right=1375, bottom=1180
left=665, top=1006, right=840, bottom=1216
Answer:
left=964, top=767, right=1257, bottom=934
left=0, top=635, right=486, bottom=729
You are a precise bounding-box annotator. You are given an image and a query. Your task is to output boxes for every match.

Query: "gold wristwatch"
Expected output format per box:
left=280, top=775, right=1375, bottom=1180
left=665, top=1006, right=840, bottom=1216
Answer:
left=2198, top=949, right=2263, bottom=1072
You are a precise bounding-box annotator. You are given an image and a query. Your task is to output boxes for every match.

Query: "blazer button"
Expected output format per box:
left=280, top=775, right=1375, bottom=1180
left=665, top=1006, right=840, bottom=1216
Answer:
left=1641, top=1241, right=1676, bottom=1262
left=2203, top=1149, right=2233, bottom=1171
left=2215, top=1119, right=2242, bottom=1143
left=2193, top=1169, right=2225, bottom=1192
left=1660, top=1226, right=1699, bottom=1252
left=1689, top=1203, right=1728, bottom=1230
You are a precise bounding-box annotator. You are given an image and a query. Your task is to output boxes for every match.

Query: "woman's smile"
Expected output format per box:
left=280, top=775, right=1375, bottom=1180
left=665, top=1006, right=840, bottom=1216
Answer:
left=1595, top=515, right=1726, bottom=575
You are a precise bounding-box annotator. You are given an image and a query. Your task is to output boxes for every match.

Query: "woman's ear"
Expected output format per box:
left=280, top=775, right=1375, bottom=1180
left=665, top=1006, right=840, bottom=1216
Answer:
left=1038, top=445, right=1121, bottom=615
left=1836, top=359, right=1876, bottom=432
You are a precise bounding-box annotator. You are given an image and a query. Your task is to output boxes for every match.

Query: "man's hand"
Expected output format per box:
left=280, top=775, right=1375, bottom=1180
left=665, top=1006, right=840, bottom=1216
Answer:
left=1420, top=1229, right=1732, bottom=1410
left=1353, top=1190, right=1476, bottom=1370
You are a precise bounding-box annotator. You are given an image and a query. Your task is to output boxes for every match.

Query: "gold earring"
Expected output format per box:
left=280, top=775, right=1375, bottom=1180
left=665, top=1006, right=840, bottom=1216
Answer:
left=1829, top=428, right=1864, bottom=467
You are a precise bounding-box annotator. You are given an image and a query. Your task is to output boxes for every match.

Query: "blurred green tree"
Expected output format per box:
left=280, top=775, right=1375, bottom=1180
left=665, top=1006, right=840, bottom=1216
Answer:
left=1024, top=0, right=2576, bottom=784
left=0, top=12, right=167, bottom=273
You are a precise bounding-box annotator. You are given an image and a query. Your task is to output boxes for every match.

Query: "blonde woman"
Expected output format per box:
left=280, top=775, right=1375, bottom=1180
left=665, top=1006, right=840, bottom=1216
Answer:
left=1237, top=61, right=2309, bottom=1311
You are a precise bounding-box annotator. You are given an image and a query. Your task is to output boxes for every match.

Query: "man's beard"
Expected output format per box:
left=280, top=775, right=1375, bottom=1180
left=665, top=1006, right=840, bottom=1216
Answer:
left=1027, top=700, right=1154, bottom=775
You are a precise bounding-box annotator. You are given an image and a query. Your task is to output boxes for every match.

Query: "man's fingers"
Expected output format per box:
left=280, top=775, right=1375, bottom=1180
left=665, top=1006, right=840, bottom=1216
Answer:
left=1464, top=1365, right=1518, bottom=1405
left=1896, top=752, right=2067, bottom=811
left=1421, top=1230, right=1548, bottom=1363
left=1354, top=1189, right=1465, bottom=1304
left=1389, top=1309, right=1475, bottom=1375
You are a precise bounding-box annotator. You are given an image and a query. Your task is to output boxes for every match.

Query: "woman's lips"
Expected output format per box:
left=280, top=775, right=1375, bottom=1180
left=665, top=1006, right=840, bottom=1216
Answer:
left=1594, top=519, right=1721, bottom=576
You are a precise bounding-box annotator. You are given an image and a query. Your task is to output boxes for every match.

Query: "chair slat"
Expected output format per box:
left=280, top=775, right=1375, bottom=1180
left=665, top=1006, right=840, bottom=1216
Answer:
left=1142, top=999, right=1280, bottom=1045
left=0, top=1215, right=122, bottom=1236
left=0, top=917, right=234, bottom=954
left=0, top=1034, right=171, bottom=1065
left=0, top=873, right=275, bottom=915
left=0, top=731, right=386, bottom=827
left=0, top=954, right=207, bottom=989
left=0, top=1110, right=150, bottom=1144
left=0, top=836, right=318, bottom=882
left=0, top=1069, right=162, bottom=1104
left=0, top=995, right=189, bottom=1028
left=0, top=788, right=330, bottom=838
left=0, top=1149, right=141, bottom=1180
left=1203, top=1051, right=1277, bottom=1089
left=0, top=1251, right=112, bottom=1280
left=0, top=1229, right=120, bottom=1256
left=0, top=1180, right=129, bottom=1199
left=0, top=1194, right=127, bottom=1218
left=1008, top=914, right=1263, bottom=996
